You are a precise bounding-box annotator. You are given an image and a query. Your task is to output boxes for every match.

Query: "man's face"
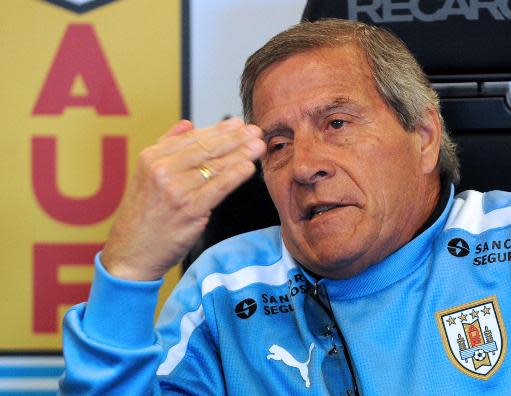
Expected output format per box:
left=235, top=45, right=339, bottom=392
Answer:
left=252, top=44, right=440, bottom=279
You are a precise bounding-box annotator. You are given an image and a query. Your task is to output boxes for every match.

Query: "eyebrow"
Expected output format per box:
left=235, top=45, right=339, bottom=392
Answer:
left=262, top=96, right=360, bottom=140
left=305, top=96, right=357, bottom=119
left=262, top=123, right=293, bottom=142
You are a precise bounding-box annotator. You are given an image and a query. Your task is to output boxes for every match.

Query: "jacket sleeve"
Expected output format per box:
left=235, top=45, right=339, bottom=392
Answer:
left=59, top=254, right=226, bottom=395
left=59, top=254, right=164, bottom=395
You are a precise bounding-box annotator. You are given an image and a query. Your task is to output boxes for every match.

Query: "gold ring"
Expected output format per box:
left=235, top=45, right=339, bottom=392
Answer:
left=199, top=165, right=213, bottom=182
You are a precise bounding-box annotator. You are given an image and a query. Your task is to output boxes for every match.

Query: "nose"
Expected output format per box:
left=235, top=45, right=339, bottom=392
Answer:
left=292, top=134, right=335, bottom=185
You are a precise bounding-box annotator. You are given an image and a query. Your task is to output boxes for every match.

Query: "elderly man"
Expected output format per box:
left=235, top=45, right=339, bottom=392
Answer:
left=60, top=19, right=511, bottom=395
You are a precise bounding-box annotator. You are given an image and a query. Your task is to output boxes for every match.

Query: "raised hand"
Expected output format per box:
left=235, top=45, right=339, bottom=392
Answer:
left=101, top=118, right=266, bottom=281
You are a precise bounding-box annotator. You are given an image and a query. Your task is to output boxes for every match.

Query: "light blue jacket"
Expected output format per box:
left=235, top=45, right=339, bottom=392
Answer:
left=60, top=189, right=511, bottom=394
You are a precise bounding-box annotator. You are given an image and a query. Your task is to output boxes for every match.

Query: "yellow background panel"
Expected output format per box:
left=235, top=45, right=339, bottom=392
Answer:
left=0, top=0, right=182, bottom=350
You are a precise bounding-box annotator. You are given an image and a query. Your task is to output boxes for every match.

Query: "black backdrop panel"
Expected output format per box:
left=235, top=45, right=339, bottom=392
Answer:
left=302, top=0, right=511, bottom=76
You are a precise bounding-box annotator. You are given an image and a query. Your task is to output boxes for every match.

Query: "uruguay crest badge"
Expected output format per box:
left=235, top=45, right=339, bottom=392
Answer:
left=436, top=296, right=507, bottom=379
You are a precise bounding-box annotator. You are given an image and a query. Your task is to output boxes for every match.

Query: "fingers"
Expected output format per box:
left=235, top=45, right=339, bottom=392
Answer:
left=202, top=135, right=265, bottom=171
left=144, top=117, right=266, bottom=212
left=161, top=140, right=265, bottom=193
left=102, top=118, right=264, bottom=281
left=195, top=159, right=257, bottom=212
left=167, top=158, right=258, bottom=217
left=172, top=127, right=264, bottom=172
left=158, top=119, right=194, bottom=142
left=149, top=118, right=265, bottom=173
left=156, top=118, right=256, bottom=156
left=172, top=119, right=194, bottom=135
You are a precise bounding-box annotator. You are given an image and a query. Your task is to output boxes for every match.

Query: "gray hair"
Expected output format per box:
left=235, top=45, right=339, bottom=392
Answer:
left=240, top=19, right=460, bottom=185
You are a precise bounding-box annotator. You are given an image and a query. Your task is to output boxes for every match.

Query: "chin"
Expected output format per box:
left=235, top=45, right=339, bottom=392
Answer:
left=283, top=221, right=375, bottom=277
left=296, top=241, right=370, bottom=280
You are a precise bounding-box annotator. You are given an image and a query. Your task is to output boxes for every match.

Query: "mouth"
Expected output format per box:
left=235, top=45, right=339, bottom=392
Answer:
left=306, top=204, right=344, bottom=220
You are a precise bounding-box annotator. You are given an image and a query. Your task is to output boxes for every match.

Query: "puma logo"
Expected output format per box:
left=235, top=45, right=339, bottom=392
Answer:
left=267, top=343, right=315, bottom=388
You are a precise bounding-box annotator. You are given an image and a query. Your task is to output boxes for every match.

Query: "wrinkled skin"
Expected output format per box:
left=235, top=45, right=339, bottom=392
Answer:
left=252, top=45, right=441, bottom=279
left=102, top=118, right=266, bottom=280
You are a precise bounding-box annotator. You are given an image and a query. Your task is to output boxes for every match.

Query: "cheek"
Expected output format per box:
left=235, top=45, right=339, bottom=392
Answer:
left=348, top=146, right=403, bottom=215
left=263, top=172, right=287, bottom=212
left=361, top=138, right=418, bottom=181
left=363, top=142, right=421, bottom=221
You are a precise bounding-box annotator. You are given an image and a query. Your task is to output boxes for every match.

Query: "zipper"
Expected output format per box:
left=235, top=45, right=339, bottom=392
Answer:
left=312, top=281, right=360, bottom=396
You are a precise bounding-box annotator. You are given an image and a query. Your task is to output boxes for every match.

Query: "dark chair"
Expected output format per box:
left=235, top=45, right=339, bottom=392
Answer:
left=184, top=0, right=511, bottom=268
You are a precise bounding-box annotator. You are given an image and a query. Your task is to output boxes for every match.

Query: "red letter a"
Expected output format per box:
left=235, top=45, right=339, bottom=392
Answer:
left=33, top=24, right=128, bottom=115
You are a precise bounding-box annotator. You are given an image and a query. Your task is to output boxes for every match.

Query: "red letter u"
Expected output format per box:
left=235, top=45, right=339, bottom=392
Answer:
left=32, top=136, right=126, bottom=225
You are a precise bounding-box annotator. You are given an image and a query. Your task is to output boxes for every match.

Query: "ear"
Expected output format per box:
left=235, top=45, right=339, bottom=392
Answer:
left=416, top=108, right=442, bottom=175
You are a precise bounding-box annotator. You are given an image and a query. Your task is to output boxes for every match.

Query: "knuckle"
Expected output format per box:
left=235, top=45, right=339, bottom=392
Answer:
left=210, top=179, right=230, bottom=196
left=238, top=160, right=256, bottom=176
left=139, top=147, right=156, bottom=168
left=148, top=159, right=171, bottom=185
left=164, top=180, right=185, bottom=200
left=219, top=117, right=244, bottom=129
left=203, top=159, right=221, bottom=175
left=203, top=145, right=217, bottom=159
left=238, top=144, right=254, bottom=159
left=234, top=128, right=250, bottom=142
left=194, top=214, right=210, bottom=231
left=192, top=137, right=216, bottom=159
left=178, top=194, right=200, bottom=219
left=248, top=137, right=266, bottom=154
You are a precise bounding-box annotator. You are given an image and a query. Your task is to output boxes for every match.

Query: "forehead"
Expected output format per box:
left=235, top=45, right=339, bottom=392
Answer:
left=252, top=44, right=380, bottom=124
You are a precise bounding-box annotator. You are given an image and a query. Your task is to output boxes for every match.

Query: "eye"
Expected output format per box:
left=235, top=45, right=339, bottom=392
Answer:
left=268, top=142, right=287, bottom=153
left=329, top=119, right=345, bottom=129
left=265, top=133, right=291, bottom=155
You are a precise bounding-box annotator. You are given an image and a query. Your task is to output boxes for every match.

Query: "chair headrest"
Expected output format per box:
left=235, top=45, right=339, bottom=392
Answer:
left=302, top=0, right=511, bottom=77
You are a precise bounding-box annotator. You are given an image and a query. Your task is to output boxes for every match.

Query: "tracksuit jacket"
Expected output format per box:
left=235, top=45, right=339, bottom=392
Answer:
left=60, top=187, right=511, bottom=395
